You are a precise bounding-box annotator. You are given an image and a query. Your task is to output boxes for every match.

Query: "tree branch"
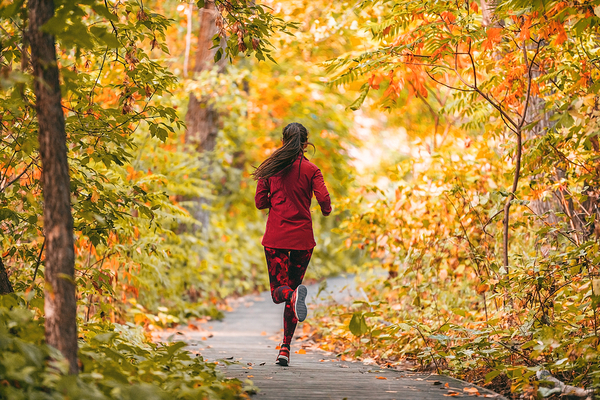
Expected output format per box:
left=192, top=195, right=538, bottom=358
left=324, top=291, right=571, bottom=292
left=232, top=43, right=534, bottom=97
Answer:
left=0, top=160, right=35, bottom=193
left=32, top=238, right=46, bottom=282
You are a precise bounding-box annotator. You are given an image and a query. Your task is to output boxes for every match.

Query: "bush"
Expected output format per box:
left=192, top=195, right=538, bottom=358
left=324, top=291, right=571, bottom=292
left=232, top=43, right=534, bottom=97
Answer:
left=0, top=294, right=247, bottom=400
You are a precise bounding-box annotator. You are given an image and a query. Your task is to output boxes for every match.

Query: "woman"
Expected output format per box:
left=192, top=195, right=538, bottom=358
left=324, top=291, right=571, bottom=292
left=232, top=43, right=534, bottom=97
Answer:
left=253, top=122, right=332, bottom=366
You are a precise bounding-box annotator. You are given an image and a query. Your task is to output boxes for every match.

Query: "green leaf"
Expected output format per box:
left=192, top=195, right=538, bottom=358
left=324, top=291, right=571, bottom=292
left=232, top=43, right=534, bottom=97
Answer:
left=349, top=312, right=368, bottom=336
left=166, top=341, right=187, bottom=355
left=484, top=369, right=502, bottom=383
left=347, top=83, right=370, bottom=111
left=92, top=332, right=118, bottom=344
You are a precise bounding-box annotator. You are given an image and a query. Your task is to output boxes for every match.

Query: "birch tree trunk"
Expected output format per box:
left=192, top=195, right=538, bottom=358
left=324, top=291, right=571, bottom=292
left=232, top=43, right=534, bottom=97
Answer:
left=28, top=0, right=78, bottom=374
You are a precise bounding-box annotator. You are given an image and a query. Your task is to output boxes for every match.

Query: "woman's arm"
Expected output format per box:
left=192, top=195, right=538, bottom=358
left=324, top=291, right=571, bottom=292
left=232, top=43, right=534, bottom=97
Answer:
left=313, top=169, right=332, bottom=216
left=255, top=178, right=271, bottom=210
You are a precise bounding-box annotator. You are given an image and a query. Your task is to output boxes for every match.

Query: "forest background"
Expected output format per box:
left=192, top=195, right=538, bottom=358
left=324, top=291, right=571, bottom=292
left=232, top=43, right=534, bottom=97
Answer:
left=1, top=0, right=600, bottom=399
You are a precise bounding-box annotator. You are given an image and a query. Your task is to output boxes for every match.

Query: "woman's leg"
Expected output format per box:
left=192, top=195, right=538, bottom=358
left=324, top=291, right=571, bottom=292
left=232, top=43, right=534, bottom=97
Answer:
left=281, top=248, right=313, bottom=345
left=264, top=247, right=293, bottom=304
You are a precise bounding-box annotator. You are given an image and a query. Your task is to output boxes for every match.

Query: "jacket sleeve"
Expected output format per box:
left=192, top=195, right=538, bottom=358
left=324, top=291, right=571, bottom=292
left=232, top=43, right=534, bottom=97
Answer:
left=312, top=169, right=332, bottom=216
left=255, top=178, right=271, bottom=210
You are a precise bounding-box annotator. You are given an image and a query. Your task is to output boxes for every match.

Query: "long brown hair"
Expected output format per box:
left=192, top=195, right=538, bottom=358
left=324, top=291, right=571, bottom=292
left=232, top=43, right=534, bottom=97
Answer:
left=252, top=123, right=312, bottom=180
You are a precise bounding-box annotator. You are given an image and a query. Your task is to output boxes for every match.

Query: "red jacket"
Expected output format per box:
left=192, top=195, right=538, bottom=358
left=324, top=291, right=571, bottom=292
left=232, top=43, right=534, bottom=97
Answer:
left=255, top=155, right=331, bottom=250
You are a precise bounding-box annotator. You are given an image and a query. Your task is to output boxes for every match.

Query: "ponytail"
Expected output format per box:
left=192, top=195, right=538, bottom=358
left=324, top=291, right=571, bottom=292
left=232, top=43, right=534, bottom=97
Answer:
left=252, top=123, right=313, bottom=180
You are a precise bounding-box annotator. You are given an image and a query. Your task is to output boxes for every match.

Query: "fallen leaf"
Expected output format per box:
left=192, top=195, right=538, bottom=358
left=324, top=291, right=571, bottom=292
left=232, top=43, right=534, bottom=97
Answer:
left=377, top=376, right=388, bottom=380
left=295, top=349, right=306, bottom=354
left=259, top=362, right=265, bottom=366
left=443, top=393, right=460, bottom=397
left=261, top=331, right=267, bottom=336
left=464, top=387, right=480, bottom=395
left=433, top=381, right=442, bottom=385
left=247, top=375, right=254, bottom=378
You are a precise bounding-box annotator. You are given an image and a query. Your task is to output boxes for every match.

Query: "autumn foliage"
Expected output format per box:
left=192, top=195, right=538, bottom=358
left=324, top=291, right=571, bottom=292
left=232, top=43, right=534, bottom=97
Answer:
left=2, top=0, right=600, bottom=398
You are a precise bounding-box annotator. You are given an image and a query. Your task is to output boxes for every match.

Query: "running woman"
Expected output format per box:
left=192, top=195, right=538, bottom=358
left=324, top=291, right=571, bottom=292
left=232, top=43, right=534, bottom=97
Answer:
left=253, top=122, right=332, bottom=366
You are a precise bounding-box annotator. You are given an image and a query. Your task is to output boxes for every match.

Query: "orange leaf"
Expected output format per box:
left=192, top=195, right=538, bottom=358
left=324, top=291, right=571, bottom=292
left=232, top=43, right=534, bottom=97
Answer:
left=377, top=376, right=388, bottom=380
left=368, top=73, right=384, bottom=89
left=476, top=283, right=489, bottom=294
left=440, top=11, right=456, bottom=23
left=295, top=349, right=306, bottom=354
left=464, top=387, right=480, bottom=395
left=482, top=27, right=502, bottom=51
left=302, top=323, right=311, bottom=334
left=554, top=24, right=567, bottom=45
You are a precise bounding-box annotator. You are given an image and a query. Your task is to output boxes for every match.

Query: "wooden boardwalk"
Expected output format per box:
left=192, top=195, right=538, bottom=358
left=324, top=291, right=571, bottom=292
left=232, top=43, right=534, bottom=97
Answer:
left=179, top=276, right=506, bottom=400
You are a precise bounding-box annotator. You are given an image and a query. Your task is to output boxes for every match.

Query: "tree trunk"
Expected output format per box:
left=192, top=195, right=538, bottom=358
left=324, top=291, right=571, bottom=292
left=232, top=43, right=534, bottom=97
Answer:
left=185, top=0, right=226, bottom=231
left=523, top=53, right=588, bottom=243
left=0, top=257, right=13, bottom=295
left=28, top=0, right=78, bottom=374
left=185, top=0, right=225, bottom=152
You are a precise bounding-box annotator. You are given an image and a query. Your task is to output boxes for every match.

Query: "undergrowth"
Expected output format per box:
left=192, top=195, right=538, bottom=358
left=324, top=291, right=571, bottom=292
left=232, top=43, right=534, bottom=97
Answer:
left=0, top=294, right=249, bottom=400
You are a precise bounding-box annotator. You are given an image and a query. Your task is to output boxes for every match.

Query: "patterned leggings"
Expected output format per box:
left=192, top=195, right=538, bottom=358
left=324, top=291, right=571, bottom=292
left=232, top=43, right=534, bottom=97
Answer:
left=264, top=247, right=313, bottom=346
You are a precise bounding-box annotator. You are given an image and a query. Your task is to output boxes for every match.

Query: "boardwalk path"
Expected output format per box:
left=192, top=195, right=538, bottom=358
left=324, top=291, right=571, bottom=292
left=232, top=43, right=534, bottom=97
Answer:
left=180, top=276, right=505, bottom=400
